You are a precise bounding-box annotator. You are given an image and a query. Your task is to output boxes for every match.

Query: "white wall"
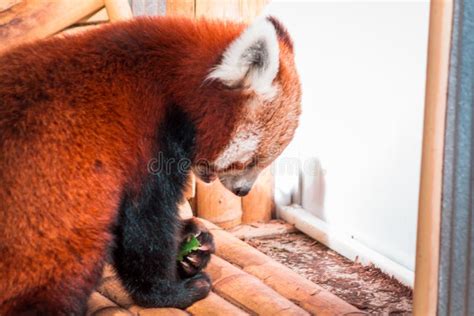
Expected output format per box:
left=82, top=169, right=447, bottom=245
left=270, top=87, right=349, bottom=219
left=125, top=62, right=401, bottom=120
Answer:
left=266, top=1, right=430, bottom=282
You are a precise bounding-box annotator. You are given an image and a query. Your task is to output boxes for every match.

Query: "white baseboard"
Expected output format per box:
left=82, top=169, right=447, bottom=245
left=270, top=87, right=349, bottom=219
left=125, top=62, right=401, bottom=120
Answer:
left=278, top=204, right=414, bottom=287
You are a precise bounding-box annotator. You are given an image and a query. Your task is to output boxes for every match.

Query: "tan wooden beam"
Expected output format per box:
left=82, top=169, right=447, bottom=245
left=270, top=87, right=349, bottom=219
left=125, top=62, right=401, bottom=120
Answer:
left=166, top=0, right=195, bottom=18
left=104, top=0, right=133, bottom=21
left=206, top=255, right=309, bottom=315
left=242, top=166, right=274, bottom=223
left=196, top=178, right=243, bottom=228
left=413, top=0, right=453, bottom=315
left=87, top=292, right=133, bottom=316
left=0, top=0, right=104, bottom=54
left=178, top=199, right=194, bottom=219
left=239, top=0, right=269, bottom=22
left=183, top=172, right=196, bottom=200
left=195, top=0, right=241, bottom=20
left=59, top=24, right=102, bottom=36
left=228, top=220, right=296, bottom=240
left=79, top=7, right=109, bottom=24
left=129, top=306, right=189, bottom=315
left=187, top=292, right=249, bottom=316
left=96, top=275, right=134, bottom=308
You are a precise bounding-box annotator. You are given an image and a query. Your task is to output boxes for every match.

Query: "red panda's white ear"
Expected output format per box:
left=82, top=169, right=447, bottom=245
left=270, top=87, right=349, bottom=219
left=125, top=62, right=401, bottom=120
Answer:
left=207, top=18, right=280, bottom=99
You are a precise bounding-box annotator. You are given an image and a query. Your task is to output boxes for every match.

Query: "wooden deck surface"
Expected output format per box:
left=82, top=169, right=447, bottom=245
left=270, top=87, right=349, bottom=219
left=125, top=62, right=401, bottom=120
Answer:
left=87, top=219, right=363, bottom=316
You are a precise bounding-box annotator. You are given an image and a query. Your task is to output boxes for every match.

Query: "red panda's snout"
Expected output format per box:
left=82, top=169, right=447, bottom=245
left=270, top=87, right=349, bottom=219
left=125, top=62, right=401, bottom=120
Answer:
left=218, top=167, right=260, bottom=196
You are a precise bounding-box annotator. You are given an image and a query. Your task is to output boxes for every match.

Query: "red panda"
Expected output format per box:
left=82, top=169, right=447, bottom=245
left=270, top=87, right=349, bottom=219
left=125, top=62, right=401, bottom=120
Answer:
left=0, top=16, right=301, bottom=315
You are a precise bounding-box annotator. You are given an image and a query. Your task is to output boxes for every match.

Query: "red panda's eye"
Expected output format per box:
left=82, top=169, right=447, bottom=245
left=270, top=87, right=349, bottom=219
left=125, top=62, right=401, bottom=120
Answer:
left=247, top=158, right=258, bottom=169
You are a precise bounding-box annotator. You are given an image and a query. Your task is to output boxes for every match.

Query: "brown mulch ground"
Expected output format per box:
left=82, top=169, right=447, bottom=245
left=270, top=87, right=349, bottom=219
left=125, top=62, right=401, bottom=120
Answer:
left=247, top=232, right=413, bottom=315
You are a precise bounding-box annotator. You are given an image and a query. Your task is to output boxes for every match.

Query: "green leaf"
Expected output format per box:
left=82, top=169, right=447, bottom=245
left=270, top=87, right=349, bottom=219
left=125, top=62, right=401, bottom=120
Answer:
left=177, top=235, right=201, bottom=261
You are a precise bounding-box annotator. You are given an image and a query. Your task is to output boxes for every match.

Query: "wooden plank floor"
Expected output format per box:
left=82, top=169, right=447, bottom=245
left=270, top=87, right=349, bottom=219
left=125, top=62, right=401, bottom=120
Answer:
left=87, top=219, right=364, bottom=316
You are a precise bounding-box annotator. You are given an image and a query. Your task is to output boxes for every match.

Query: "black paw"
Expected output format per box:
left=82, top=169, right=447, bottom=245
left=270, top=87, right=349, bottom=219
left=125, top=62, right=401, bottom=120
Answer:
left=172, top=272, right=212, bottom=309
left=130, top=272, right=212, bottom=309
left=177, top=218, right=215, bottom=279
left=183, top=272, right=212, bottom=301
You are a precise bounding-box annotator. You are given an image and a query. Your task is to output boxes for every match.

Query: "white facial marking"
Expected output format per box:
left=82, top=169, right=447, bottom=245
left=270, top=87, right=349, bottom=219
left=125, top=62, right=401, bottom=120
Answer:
left=214, top=127, right=260, bottom=170
left=207, top=17, right=280, bottom=100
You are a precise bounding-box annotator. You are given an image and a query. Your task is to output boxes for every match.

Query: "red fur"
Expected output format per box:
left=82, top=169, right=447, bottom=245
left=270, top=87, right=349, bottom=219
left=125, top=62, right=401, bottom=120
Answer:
left=0, top=16, right=300, bottom=314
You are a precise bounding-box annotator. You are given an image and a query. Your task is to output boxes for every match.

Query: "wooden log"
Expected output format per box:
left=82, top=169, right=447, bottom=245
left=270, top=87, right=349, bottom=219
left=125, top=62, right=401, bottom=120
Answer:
left=59, top=24, right=102, bottom=36
left=201, top=219, right=362, bottom=315
left=197, top=0, right=269, bottom=22
left=239, top=0, right=269, bottom=22
left=0, top=0, right=104, bottom=54
left=187, top=292, right=249, bottom=316
left=179, top=174, right=197, bottom=219
left=196, top=178, right=242, bottom=228
left=242, top=166, right=274, bottom=223
left=228, top=220, right=296, bottom=240
left=102, top=263, right=116, bottom=279
left=178, top=199, right=194, bottom=220
left=78, top=7, right=109, bottom=24
left=166, top=0, right=195, bottom=18
left=129, top=305, right=189, bottom=315
left=195, top=0, right=241, bottom=20
left=184, top=172, right=196, bottom=200
left=87, top=292, right=133, bottom=316
left=96, top=276, right=134, bottom=308
left=413, top=0, right=453, bottom=315
left=104, top=0, right=133, bottom=21
left=206, top=255, right=309, bottom=315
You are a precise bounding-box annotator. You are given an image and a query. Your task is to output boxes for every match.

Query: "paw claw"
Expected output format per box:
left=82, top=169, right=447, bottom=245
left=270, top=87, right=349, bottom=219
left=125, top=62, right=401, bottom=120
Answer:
left=181, top=261, right=192, bottom=269
left=186, top=254, right=199, bottom=264
left=198, top=244, right=211, bottom=251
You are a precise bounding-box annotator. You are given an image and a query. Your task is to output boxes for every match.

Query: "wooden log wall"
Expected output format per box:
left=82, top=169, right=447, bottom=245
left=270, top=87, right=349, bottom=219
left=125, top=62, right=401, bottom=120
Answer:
left=0, top=0, right=275, bottom=228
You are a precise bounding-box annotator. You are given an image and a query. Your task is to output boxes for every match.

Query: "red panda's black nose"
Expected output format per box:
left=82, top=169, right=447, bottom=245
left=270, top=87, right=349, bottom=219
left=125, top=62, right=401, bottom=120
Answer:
left=233, top=187, right=251, bottom=197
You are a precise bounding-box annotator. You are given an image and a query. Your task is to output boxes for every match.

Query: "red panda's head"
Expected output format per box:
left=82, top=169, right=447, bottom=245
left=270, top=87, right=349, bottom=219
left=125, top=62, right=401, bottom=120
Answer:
left=191, top=17, right=301, bottom=196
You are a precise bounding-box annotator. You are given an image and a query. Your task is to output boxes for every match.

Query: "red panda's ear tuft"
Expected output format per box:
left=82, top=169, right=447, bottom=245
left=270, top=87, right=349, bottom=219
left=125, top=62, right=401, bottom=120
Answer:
left=266, top=16, right=294, bottom=51
left=207, top=18, right=280, bottom=99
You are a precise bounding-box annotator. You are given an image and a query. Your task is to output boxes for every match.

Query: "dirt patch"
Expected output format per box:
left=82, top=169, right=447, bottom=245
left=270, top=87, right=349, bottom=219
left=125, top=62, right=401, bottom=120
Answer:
left=247, top=233, right=413, bottom=314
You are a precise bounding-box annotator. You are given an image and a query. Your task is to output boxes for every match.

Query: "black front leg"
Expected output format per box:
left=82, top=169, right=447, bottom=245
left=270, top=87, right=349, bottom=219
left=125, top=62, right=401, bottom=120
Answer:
left=113, top=186, right=211, bottom=309
left=112, top=105, right=210, bottom=309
